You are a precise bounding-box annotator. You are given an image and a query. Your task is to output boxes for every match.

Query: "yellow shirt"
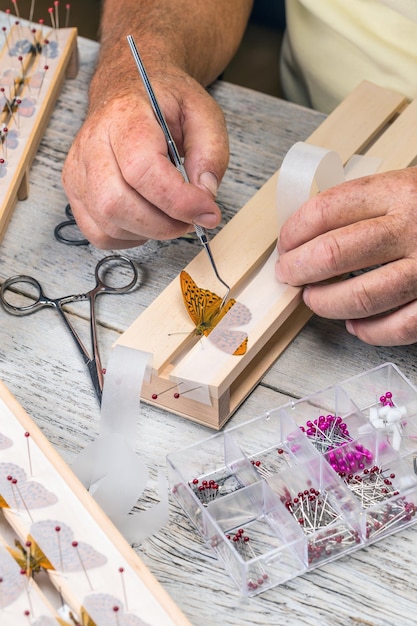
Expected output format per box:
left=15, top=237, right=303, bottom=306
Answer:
left=281, top=0, right=417, bottom=113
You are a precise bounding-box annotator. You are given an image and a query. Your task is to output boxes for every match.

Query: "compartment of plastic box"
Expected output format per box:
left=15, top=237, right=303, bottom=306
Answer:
left=339, top=363, right=417, bottom=456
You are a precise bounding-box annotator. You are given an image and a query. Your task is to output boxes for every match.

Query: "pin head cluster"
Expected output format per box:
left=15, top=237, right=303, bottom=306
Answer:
left=189, top=477, right=219, bottom=505
left=327, top=442, right=373, bottom=474
left=226, top=529, right=269, bottom=591
left=300, top=414, right=352, bottom=453
left=370, top=390, right=406, bottom=451
left=282, top=486, right=361, bottom=563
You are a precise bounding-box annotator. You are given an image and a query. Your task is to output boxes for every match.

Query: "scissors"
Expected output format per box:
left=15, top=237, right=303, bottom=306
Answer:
left=0, top=255, right=138, bottom=404
left=127, top=35, right=230, bottom=305
left=54, top=203, right=89, bottom=246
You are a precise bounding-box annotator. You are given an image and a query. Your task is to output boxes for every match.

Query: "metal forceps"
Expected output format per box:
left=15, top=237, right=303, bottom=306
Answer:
left=127, top=35, right=230, bottom=304
left=54, top=203, right=89, bottom=246
left=0, top=255, right=138, bottom=404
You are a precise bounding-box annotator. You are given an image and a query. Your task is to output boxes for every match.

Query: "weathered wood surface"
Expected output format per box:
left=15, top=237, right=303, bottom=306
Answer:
left=1, top=37, right=417, bottom=626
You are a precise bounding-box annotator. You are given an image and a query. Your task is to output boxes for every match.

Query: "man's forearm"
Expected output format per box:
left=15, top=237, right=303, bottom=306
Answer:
left=90, top=0, right=253, bottom=107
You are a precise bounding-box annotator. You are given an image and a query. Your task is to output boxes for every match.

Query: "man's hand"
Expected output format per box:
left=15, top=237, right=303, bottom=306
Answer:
left=276, top=167, right=417, bottom=345
left=62, top=70, right=229, bottom=249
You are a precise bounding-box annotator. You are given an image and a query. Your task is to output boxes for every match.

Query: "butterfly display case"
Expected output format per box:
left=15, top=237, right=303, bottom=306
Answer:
left=0, top=10, right=78, bottom=242
left=0, top=380, right=191, bottom=625
left=166, top=363, right=417, bottom=596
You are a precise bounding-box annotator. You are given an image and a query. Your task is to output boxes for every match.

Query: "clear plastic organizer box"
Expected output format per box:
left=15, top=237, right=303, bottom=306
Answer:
left=166, top=363, right=417, bottom=596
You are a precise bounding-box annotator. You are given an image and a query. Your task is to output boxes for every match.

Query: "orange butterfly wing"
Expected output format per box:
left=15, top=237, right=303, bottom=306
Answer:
left=180, top=271, right=226, bottom=334
left=234, top=338, right=247, bottom=356
left=0, top=494, right=9, bottom=508
left=211, top=329, right=248, bottom=355
left=180, top=271, right=248, bottom=354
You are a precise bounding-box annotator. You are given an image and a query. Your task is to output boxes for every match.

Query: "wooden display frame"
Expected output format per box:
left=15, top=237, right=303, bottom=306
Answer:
left=0, top=380, right=191, bottom=625
left=117, top=81, right=417, bottom=430
left=0, top=15, right=78, bottom=241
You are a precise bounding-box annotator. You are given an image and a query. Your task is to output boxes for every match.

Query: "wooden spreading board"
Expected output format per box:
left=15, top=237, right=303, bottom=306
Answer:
left=0, top=380, right=191, bottom=625
left=0, top=14, right=78, bottom=242
left=117, top=81, right=417, bottom=429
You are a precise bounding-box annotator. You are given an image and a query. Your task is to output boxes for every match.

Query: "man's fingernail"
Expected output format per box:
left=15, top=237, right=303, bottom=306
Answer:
left=275, top=261, right=284, bottom=283
left=194, top=213, right=218, bottom=228
left=199, top=171, right=218, bottom=197
left=302, top=286, right=311, bottom=308
left=346, top=320, right=357, bottom=336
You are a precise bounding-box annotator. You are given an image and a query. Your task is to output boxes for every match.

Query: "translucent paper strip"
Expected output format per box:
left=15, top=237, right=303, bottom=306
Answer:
left=72, top=345, right=169, bottom=543
left=276, top=141, right=345, bottom=231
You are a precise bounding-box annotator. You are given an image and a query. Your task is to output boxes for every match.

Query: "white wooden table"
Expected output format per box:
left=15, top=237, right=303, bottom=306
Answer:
left=1, top=37, right=417, bottom=626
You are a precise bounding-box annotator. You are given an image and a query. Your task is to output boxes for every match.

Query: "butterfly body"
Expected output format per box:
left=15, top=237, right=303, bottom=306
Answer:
left=191, top=296, right=237, bottom=338
left=180, top=271, right=251, bottom=355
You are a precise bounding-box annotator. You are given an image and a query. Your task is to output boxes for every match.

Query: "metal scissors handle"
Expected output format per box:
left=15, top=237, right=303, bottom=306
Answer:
left=0, top=255, right=138, bottom=404
left=127, top=35, right=230, bottom=305
left=54, top=203, right=89, bottom=246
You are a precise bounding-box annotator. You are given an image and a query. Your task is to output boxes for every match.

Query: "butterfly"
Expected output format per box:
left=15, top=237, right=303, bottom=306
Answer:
left=180, top=271, right=251, bottom=355
left=7, top=537, right=54, bottom=576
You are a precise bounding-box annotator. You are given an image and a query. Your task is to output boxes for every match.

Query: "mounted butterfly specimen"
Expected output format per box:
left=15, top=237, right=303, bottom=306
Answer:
left=7, top=537, right=54, bottom=576
left=180, top=271, right=251, bottom=355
